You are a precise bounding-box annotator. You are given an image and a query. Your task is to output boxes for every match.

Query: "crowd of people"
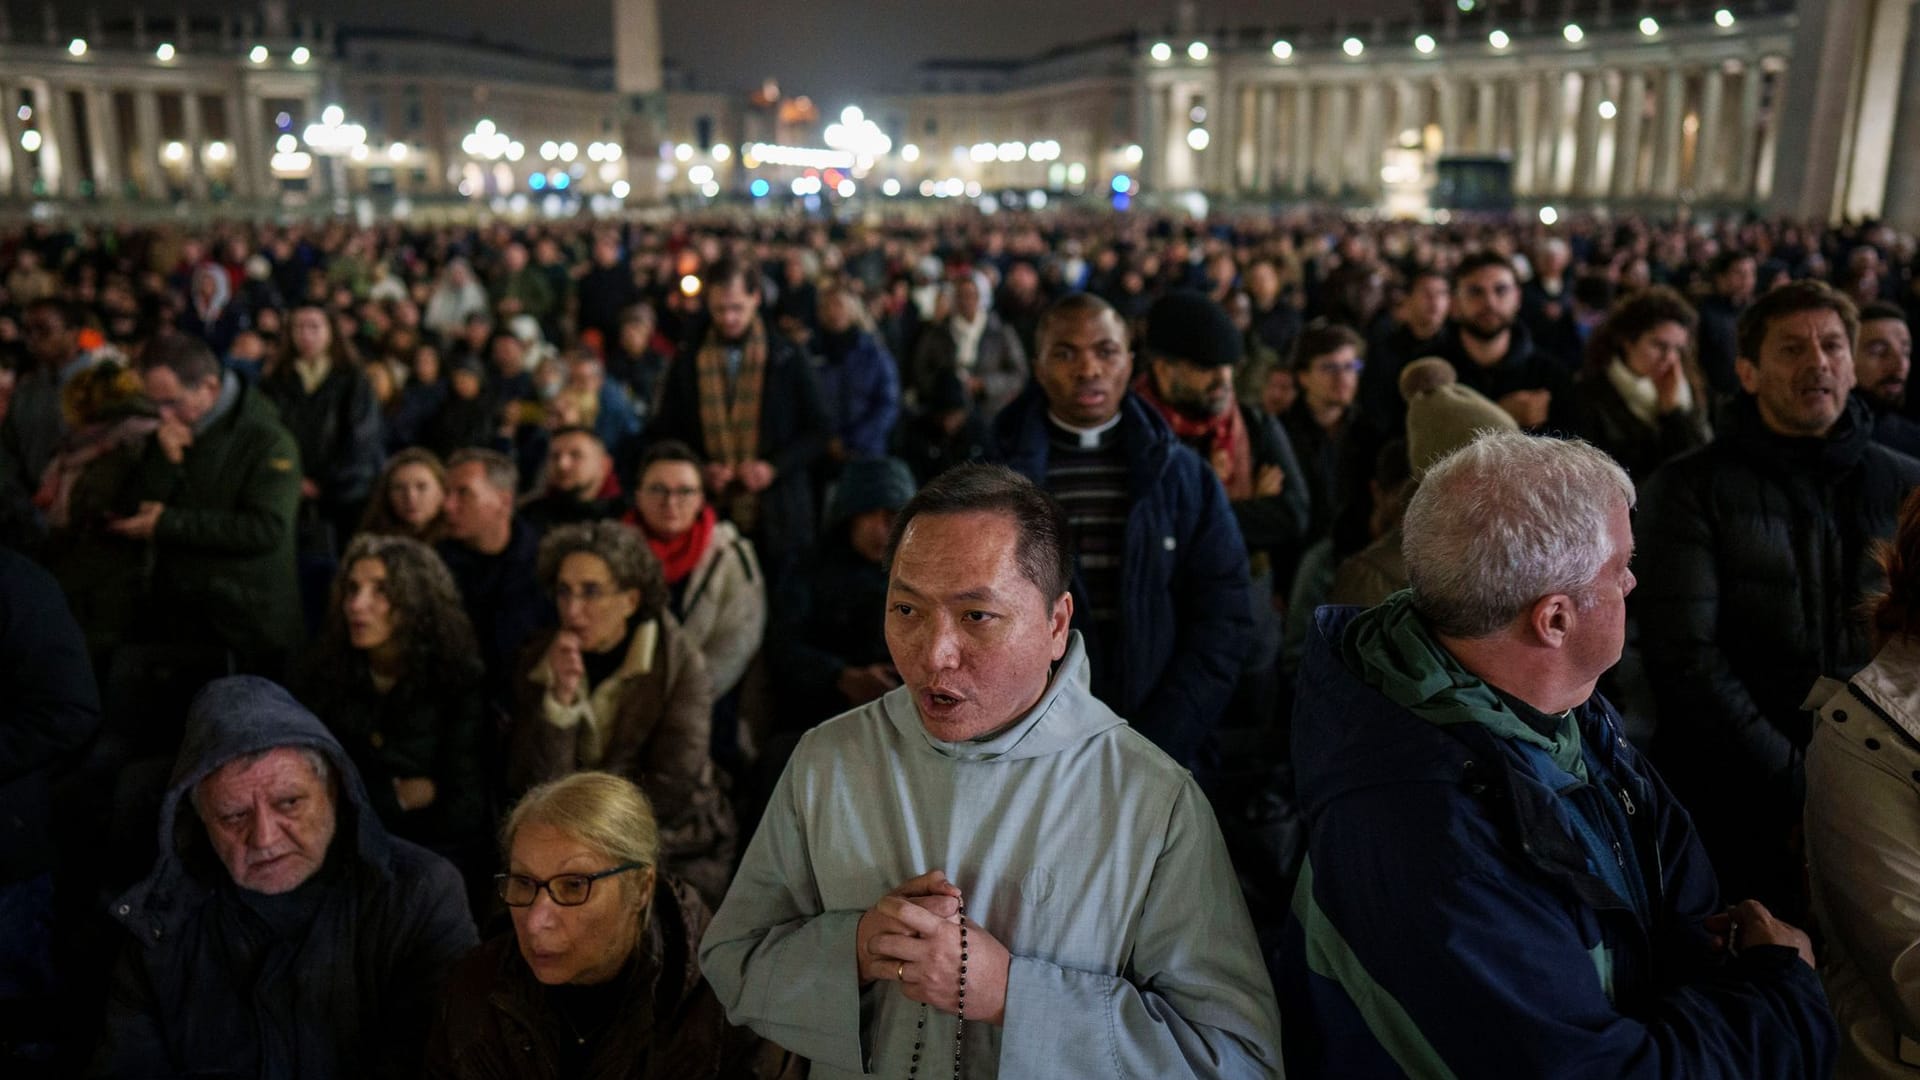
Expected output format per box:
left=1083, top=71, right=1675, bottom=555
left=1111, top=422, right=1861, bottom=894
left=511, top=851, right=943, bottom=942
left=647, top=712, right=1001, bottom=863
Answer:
left=0, top=205, right=1917, bottom=1076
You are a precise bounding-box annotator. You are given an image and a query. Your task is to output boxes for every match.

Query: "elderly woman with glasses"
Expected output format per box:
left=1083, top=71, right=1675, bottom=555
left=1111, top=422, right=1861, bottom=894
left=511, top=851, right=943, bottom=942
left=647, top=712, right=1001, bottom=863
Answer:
left=505, top=521, right=734, bottom=906
left=425, top=772, right=799, bottom=1078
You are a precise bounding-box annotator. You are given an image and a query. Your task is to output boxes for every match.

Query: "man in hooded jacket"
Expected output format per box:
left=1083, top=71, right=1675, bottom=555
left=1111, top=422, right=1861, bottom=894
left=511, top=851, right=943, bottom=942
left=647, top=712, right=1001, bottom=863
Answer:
left=1280, top=431, right=1835, bottom=1079
left=93, top=675, right=477, bottom=1078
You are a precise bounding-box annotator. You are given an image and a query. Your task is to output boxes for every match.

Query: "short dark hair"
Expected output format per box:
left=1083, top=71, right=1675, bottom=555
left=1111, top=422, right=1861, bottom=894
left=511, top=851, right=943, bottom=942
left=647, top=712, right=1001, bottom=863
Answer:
left=702, top=256, right=761, bottom=297
left=1289, top=319, right=1366, bottom=373
left=138, top=331, right=222, bottom=385
left=1708, top=249, right=1756, bottom=280
left=447, top=447, right=518, bottom=496
left=1035, top=292, right=1124, bottom=357
left=637, top=438, right=704, bottom=473
left=1737, top=280, right=1860, bottom=365
left=1859, top=301, right=1908, bottom=326
left=884, top=464, right=1074, bottom=602
left=1453, top=251, right=1516, bottom=288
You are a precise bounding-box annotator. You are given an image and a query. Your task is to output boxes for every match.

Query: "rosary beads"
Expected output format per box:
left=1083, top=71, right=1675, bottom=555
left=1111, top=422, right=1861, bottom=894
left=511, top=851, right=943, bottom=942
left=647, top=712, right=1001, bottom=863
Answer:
left=906, top=899, right=967, bottom=1080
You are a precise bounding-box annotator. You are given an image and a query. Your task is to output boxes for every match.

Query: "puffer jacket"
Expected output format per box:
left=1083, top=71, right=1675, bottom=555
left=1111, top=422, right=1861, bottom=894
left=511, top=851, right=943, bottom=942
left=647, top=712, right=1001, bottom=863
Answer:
left=1637, top=394, right=1920, bottom=909
left=1806, top=635, right=1920, bottom=1078
left=425, top=874, right=802, bottom=1079
left=1279, top=601, right=1836, bottom=1079
left=989, top=385, right=1252, bottom=772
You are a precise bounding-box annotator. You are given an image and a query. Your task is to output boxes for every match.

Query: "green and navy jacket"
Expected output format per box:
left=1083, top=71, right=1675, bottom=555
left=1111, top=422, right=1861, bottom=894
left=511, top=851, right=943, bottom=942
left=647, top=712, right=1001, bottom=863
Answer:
left=1277, top=597, right=1835, bottom=1078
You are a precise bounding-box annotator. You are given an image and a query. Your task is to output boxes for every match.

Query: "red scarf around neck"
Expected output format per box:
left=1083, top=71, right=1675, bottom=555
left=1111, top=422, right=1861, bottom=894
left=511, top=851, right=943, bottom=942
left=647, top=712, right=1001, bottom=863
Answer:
left=640, top=504, right=716, bottom=586
left=1132, top=373, right=1254, bottom=499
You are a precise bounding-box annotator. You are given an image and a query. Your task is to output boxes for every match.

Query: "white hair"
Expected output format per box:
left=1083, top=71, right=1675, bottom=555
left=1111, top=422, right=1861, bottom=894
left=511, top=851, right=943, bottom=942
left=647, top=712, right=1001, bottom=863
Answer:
left=1403, top=431, right=1633, bottom=639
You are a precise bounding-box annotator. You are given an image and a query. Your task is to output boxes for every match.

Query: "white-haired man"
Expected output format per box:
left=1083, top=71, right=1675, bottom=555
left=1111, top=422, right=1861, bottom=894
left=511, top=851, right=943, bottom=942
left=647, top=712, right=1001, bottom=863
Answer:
left=1278, top=431, right=1835, bottom=1078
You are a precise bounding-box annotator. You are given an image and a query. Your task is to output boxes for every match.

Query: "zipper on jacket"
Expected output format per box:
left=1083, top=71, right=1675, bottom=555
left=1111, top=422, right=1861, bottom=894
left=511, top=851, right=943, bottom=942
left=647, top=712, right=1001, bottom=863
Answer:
left=1616, top=785, right=1635, bottom=817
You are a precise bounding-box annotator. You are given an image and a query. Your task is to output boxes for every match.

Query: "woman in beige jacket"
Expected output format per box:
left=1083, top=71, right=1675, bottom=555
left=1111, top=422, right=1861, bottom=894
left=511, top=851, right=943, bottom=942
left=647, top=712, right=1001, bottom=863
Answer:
left=508, top=521, right=735, bottom=908
left=1807, top=484, right=1920, bottom=1078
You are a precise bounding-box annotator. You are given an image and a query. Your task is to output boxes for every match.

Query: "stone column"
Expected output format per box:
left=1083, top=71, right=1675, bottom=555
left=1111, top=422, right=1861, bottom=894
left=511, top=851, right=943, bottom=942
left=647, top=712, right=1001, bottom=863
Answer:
left=1730, top=61, right=1765, bottom=204
left=133, top=88, right=162, bottom=198
left=1513, top=73, right=1541, bottom=195
left=1133, top=74, right=1157, bottom=191
left=1884, top=2, right=1920, bottom=227
left=1651, top=66, right=1685, bottom=198
left=46, top=83, right=82, bottom=198
left=1356, top=80, right=1385, bottom=199
left=1696, top=66, right=1725, bottom=196
left=1611, top=70, right=1647, bottom=198
left=1769, top=0, right=1877, bottom=220
left=0, top=81, right=19, bottom=198
left=1253, top=85, right=1276, bottom=194
left=84, top=87, right=119, bottom=197
left=227, top=88, right=264, bottom=200
left=1210, top=62, right=1235, bottom=194
left=1536, top=70, right=1567, bottom=197
left=1475, top=79, right=1499, bottom=154
left=1320, top=83, right=1349, bottom=194
left=181, top=88, right=208, bottom=199
left=1436, top=76, right=1463, bottom=153
left=1574, top=69, right=1605, bottom=198
left=1289, top=83, right=1313, bottom=194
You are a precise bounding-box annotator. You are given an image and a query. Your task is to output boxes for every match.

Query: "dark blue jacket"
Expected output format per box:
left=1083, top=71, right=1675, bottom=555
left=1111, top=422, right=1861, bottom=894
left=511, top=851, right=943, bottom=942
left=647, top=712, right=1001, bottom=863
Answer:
left=989, top=386, right=1252, bottom=770
left=1278, top=605, right=1836, bottom=1079
left=811, top=328, right=901, bottom=460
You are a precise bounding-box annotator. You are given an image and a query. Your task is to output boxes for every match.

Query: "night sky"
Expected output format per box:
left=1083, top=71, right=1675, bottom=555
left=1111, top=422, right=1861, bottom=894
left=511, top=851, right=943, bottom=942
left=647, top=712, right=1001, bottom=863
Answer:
left=55, top=0, right=1419, bottom=101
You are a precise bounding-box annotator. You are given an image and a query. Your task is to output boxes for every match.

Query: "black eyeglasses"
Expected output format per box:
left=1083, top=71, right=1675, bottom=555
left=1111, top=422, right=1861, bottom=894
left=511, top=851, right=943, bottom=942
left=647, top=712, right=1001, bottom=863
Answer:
left=494, top=861, right=645, bottom=907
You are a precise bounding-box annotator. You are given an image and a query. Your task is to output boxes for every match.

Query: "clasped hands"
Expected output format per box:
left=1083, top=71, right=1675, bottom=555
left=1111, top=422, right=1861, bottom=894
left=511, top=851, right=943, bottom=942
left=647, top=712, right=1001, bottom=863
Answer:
left=856, top=869, right=1011, bottom=1026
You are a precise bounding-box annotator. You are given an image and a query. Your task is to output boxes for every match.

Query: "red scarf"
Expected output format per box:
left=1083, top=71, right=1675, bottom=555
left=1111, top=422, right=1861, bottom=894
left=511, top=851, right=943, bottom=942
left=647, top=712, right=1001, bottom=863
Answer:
left=638, top=504, right=716, bottom=586
left=1132, top=373, right=1254, bottom=499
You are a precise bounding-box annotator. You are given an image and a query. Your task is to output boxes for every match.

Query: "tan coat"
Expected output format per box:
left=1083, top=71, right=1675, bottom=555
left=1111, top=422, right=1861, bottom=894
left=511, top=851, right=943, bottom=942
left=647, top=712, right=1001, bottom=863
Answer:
left=509, top=614, right=736, bottom=907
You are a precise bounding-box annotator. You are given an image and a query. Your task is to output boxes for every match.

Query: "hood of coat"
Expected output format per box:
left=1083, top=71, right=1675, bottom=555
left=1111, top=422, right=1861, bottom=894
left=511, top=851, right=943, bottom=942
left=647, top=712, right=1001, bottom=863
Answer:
left=879, top=630, right=1126, bottom=763
left=113, top=675, right=389, bottom=937
left=1294, top=602, right=1536, bottom=820
left=1340, top=591, right=1590, bottom=784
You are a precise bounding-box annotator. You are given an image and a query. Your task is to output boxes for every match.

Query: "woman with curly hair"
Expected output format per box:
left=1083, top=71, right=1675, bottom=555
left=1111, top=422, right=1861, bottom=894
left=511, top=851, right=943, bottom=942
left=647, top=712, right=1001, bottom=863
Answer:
left=357, top=447, right=448, bottom=542
left=1571, top=285, right=1712, bottom=484
left=507, top=521, right=735, bottom=906
left=299, top=533, right=490, bottom=870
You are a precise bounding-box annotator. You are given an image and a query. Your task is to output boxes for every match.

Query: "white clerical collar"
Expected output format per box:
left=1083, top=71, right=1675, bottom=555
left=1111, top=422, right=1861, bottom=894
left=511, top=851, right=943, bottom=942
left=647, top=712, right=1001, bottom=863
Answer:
left=1047, top=410, right=1123, bottom=449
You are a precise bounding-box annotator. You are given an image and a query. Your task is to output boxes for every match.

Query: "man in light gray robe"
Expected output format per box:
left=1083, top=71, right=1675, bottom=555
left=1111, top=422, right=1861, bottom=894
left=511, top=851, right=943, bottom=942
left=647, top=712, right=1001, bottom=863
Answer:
left=701, top=463, right=1282, bottom=1079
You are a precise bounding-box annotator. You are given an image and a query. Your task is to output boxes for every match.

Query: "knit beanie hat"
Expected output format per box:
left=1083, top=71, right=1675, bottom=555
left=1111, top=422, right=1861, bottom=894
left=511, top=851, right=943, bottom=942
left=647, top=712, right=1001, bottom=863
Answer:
left=1144, top=290, right=1244, bottom=369
left=1400, top=357, right=1518, bottom=478
left=827, top=456, right=918, bottom=526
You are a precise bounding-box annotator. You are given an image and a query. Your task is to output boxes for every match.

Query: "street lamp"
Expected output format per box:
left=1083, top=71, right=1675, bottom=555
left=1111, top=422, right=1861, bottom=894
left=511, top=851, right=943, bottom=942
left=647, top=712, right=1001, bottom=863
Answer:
left=304, top=105, right=368, bottom=204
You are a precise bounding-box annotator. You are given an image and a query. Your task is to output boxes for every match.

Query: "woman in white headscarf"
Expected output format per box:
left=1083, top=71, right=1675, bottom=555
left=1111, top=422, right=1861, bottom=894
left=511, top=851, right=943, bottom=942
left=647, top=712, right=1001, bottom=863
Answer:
left=423, top=258, right=491, bottom=339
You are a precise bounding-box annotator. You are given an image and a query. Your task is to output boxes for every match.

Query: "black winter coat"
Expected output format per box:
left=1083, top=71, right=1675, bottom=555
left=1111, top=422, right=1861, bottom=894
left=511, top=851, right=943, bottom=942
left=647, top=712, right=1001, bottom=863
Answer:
left=300, top=661, right=491, bottom=861
left=1570, top=367, right=1713, bottom=484
left=260, top=363, right=385, bottom=508
left=0, top=547, right=99, bottom=882
left=1636, top=395, right=1920, bottom=905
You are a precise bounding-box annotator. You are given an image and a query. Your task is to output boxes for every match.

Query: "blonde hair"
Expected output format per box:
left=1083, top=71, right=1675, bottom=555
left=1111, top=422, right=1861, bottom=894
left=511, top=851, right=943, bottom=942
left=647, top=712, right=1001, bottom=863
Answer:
left=501, top=771, right=660, bottom=875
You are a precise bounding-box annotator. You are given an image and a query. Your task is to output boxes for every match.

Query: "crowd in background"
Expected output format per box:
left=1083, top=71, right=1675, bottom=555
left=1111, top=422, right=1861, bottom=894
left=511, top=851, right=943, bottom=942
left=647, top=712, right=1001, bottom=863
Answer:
left=1, top=205, right=1918, bottom=1075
